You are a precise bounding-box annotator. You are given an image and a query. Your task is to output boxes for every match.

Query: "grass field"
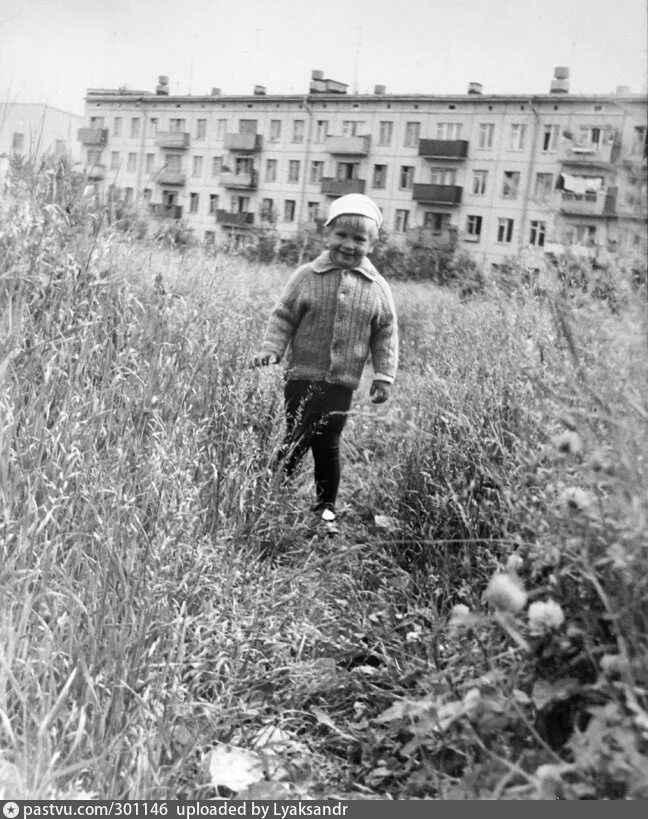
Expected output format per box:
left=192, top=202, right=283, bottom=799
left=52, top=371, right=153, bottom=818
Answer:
left=0, top=174, right=647, bottom=799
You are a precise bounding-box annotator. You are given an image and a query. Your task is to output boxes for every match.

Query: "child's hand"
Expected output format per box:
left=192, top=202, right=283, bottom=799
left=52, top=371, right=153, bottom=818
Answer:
left=251, top=352, right=280, bottom=368
left=370, top=380, right=391, bottom=404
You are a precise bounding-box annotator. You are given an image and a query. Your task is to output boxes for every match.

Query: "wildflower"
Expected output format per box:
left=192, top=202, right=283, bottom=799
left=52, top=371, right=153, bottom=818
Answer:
left=484, top=573, right=527, bottom=613
left=599, top=654, right=627, bottom=677
left=448, top=604, right=471, bottom=628
left=528, top=600, right=565, bottom=634
left=462, top=687, right=481, bottom=716
left=559, top=486, right=593, bottom=513
left=553, top=430, right=583, bottom=456
left=505, top=553, right=524, bottom=574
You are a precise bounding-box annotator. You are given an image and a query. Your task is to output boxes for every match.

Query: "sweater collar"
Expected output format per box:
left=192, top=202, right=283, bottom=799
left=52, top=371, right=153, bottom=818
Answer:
left=311, top=251, right=378, bottom=281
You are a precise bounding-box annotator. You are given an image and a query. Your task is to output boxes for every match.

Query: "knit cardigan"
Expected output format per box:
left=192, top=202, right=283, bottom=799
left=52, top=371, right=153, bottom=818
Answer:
left=260, top=251, right=398, bottom=390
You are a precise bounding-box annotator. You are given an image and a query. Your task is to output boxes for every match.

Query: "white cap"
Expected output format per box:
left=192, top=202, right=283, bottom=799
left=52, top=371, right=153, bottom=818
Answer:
left=325, top=194, right=383, bottom=229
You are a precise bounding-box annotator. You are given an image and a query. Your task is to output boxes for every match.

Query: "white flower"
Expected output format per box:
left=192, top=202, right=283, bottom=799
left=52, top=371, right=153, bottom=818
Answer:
left=484, top=573, right=527, bottom=613
left=599, top=654, right=626, bottom=676
left=553, top=430, right=583, bottom=456
left=505, top=554, right=524, bottom=574
left=462, top=687, right=481, bottom=716
left=448, top=604, right=471, bottom=628
left=528, top=600, right=565, bottom=634
left=559, top=486, right=593, bottom=513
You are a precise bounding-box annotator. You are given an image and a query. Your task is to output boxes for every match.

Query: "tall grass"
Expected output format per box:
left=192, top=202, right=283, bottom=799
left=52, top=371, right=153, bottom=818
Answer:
left=1, top=169, right=646, bottom=798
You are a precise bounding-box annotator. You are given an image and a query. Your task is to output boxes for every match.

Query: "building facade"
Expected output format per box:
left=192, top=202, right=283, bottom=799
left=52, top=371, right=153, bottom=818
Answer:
left=1, top=102, right=83, bottom=175
left=78, top=70, right=647, bottom=265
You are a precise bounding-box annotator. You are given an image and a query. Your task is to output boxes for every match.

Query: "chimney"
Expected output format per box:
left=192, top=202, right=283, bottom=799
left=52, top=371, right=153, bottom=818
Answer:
left=615, top=85, right=631, bottom=96
left=312, top=69, right=324, bottom=80
left=211, top=87, right=221, bottom=96
left=156, top=74, right=169, bottom=96
left=467, top=81, right=483, bottom=95
left=253, top=85, right=267, bottom=95
left=374, top=84, right=386, bottom=95
left=550, top=66, right=569, bottom=94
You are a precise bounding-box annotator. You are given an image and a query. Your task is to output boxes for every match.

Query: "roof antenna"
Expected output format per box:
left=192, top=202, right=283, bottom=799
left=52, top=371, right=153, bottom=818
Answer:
left=352, top=25, right=362, bottom=94
left=188, top=57, right=194, bottom=95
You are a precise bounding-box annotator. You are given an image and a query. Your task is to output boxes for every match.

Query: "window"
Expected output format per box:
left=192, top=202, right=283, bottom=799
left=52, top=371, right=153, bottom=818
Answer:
left=542, top=124, right=559, bottom=152
left=192, top=156, right=203, bottom=177
left=478, top=123, right=495, bottom=149
left=509, top=123, right=527, bottom=150
left=87, top=149, right=101, bottom=165
left=466, top=215, right=483, bottom=240
left=502, top=171, right=520, bottom=199
left=110, top=151, right=120, bottom=170
left=209, top=194, right=219, bottom=214
left=130, top=118, right=141, bottom=138
left=90, top=116, right=104, bottom=127
left=373, top=164, right=387, bottom=189
left=235, top=157, right=252, bottom=174
left=472, top=170, right=488, bottom=195
left=310, top=161, right=324, bottom=184
left=632, top=125, right=647, bottom=155
left=579, top=126, right=602, bottom=146
left=204, top=231, right=215, bottom=245
left=430, top=167, right=456, bottom=185
left=145, top=154, right=155, bottom=173
left=269, top=119, right=282, bottom=141
left=266, top=159, right=277, bottom=182
left=337, top=162, right=359, bottom=181
left=307, top=202, right=320, bottom=222
left=11, top=133, right=24, bottom=152
left=170, top=118, right=186, bottom=133
left=284, top=200, right=296, bottom=221
left=534, top=172, right=554, bottom=199
left=342, top=120, right=364, bottom=137
left=113, top=117, right=122, bottom=137
left=196, top=119, right=207, bottom=139
left=529, top=220, right=546, bottom=247
left=394, top=209, right=409, bottom=232
left=423, top=212, right=447, bottom=233
left=399, top=166, right=414, bottom=189
left=378, top=121, right=393, bottom=145
left=166, top=154, right=181, bottom=171
left=292, top=120, right=305, bottom=143
left=437, top=122, right=462, bottom=140
left=190, top=192, right=199, bottom=213
left=497, top=218, right=514, bottom=243
left=216, top=119, right=227, bottom=139
left=142, top=189, right=152, bottom=201
left=239, top=119, right=258, bottom=134
left=124, top=188, right=133, bottom=205
left=212, top=156, right=223, bottom=176
left=570, top=224, right=597, bottom=245
left=315, top=120, right=328, bottom=143
left=149, top=118, right=158, bottom=137
left=404, top=121, right=421, bottom=147
left=288, top=160, right=300, bottom=182
left=260, top=198, right=274, bottom=221
left=127, top=152, right=137, bottom=172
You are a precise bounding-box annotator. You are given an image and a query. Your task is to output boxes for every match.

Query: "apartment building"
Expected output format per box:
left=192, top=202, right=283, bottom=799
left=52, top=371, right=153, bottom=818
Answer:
left=78, top=70, right=647, bottom=265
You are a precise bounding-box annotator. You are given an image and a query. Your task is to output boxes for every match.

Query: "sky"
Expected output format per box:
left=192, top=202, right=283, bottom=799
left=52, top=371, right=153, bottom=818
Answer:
left=0, top=0, right=646, bottom=115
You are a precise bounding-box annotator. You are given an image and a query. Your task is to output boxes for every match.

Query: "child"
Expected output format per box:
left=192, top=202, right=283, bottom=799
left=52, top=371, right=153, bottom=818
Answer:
left=252, top=193, right=398, bottom=522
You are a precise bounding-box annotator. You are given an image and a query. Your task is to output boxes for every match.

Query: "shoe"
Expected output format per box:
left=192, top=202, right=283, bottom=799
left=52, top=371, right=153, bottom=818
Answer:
left=321, top=504, right=336, bottom=522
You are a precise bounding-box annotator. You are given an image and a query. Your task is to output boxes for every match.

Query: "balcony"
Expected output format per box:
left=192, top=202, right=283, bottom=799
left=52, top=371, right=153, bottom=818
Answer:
left=78, top=128, right=108, bottom=146
left=86, top=164, right=105, bottom=180
left=418, top=139, right=469, bottom=160
left=155, top=131, right=190, bottom=149
left=326, top=135, right=371, bottom=155
left=560, top=142, right=615, bottom=170
left=320, top=177, right=366, bottom=196
left=149, top=204, right=183, bottom=219
left=412, top=184, right=463, bottom=205
left=220, top=171, right=257, bottom=189
left=559, top=190, right=616, bottom=217
left=156, top=169, right=186, bottom=185
left=224, top=133, right=263, bottom=152
left=216, top=209, right=255, bottom=228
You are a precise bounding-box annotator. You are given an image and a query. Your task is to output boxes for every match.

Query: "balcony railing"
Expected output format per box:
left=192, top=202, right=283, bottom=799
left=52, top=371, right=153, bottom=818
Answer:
left=149, top=204, right=183, bottom=219
left=418, top=139, right=469, bottom=160
left=86, top=164, right=105, bottom=180
left=78, top=128, right=108, bottom=146
left=559, top=190, right=616, bottom=216
left=216, top=209, right=255, bottom=228
left=412, top=183, right=463, bottom=205
left=220, top=171, right=257, bottom=189
left=320, top=177, right=366, bottom=196
left=224, top=133, right=263, bottom=152
left=156, top=169, right=186, bottom=185
left=560, top=141, right=615, bottom=169
left=326, top=135, right=371, bottom=155
left=155, top=132, right=190, bottom=149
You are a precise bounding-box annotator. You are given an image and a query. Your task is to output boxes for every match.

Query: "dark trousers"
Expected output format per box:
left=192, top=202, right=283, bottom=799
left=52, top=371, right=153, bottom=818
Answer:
left=280, top=380, right=353, bottom=506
